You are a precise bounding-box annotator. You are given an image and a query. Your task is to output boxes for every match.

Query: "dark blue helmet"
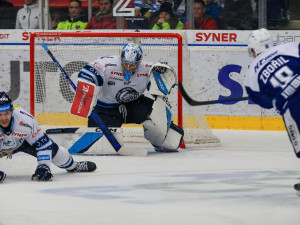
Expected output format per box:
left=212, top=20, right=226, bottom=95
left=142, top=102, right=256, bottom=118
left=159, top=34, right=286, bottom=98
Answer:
left=0, top=92, right=13, bottom=112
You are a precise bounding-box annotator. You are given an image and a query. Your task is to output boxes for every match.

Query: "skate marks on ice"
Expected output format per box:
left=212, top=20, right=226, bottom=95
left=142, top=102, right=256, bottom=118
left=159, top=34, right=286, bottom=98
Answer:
left=39, top=169, right=300, bottom=203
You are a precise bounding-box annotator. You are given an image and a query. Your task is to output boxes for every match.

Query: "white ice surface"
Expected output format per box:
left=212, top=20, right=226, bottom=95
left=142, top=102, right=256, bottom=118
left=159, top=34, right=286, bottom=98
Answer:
left=0, top=130, right=300, bottom=225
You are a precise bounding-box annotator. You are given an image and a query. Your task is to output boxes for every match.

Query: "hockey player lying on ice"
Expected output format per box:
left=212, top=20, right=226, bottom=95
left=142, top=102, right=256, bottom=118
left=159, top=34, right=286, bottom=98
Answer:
left=245, top=28, right=300, bottom=191
left=72, top=43, right=184, bottom=152
left=0, top=92, right=96, bottom=183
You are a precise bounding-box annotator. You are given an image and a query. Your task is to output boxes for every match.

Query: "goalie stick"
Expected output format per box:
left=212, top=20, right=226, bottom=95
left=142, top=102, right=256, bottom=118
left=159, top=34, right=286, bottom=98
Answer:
left=178, top=81, right=249, bottom=106
left=40, top=43, right=123, bottom=152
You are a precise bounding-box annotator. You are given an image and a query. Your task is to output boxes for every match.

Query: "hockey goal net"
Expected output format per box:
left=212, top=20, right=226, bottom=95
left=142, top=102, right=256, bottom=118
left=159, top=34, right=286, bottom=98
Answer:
left=30, top=31, right=220, bottom=147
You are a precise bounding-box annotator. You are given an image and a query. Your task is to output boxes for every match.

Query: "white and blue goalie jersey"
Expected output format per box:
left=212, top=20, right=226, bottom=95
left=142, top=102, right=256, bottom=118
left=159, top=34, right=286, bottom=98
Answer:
left=77, top=55, right=152, bottom=108
left=245, top=42, right=300, bottom=114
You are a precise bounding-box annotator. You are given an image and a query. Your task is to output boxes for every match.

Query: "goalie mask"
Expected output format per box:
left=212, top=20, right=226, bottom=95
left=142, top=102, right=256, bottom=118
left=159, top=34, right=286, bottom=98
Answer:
left=121, top=43, right=143, bottom=81
left=247, top=28, right=274, bottom=58
left=0, top=92, right=13, bottom=112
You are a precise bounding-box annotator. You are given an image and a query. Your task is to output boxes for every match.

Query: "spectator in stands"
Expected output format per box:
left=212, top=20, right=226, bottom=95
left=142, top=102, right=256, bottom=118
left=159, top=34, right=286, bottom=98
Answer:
left=0, top=0, right=13, bottom=7
left=250, top=0, right=257, bottom=13
left=57, top=0, right=87, bottom=30
left=150, top=1, right=183, bottom=30
left=0, top=0, right=16, bottom=29
left=15, top=0, right=40, bottom=29
left=184, top=0, right=218, bottom=30
left=51, top=11, right=62, bottom=29
left=85, top=0, right=128, bottom=29
left=135, top=1, right=186, bottom=20
left=203, top=0, right=219, bottom=24
left=213, top=0, right=226, bottom=9
left=134, top=0, right=162, bottom=18
left=218, top=0, right=253, bottom=30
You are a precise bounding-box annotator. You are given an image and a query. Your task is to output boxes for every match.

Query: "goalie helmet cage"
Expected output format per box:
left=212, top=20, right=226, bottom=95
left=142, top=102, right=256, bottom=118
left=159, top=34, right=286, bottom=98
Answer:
left=30, top=32, right=220, bottom=148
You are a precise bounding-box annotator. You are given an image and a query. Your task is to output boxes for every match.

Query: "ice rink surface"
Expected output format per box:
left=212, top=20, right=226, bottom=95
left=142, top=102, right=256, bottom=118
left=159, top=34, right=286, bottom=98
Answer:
left=1, top=129, right=300, bottom=225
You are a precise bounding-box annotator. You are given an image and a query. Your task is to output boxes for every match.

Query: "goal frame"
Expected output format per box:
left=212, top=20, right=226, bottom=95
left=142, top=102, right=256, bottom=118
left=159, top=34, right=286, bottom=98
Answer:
left=29, top=32, right=185, bottom=146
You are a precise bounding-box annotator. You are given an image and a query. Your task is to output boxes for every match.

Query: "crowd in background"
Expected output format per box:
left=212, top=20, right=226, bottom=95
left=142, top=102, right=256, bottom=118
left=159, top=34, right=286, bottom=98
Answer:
left=0, top=0, right=291, bottom=30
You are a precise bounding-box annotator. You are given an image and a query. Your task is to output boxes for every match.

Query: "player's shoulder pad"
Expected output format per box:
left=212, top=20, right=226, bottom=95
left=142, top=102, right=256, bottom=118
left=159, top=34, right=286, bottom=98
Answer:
left=79, top=64, right=103, bottom=86
left=14, top=107, right=35, bottom=120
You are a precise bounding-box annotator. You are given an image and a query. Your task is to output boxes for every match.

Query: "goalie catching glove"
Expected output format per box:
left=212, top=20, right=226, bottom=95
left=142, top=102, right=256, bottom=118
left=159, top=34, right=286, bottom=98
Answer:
left=148, top=63, right=177, bottom=96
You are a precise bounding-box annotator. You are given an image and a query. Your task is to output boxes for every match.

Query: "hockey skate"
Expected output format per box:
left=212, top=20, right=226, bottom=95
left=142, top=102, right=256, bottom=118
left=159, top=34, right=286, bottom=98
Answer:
left=294, top=183, right=300, bottom=197
left=67, top=161, right=97, bottom=173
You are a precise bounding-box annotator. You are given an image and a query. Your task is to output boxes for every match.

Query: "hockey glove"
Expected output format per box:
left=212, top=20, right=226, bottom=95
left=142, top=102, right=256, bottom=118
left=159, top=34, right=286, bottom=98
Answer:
left=148, top=63, right=177, bottom=96
left=0, top=171, right=6, bottom=183
left=32, top=164, right=53, bottom=182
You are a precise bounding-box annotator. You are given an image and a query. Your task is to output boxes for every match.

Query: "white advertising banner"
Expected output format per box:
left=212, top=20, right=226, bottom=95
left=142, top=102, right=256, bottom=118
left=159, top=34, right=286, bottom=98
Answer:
left=0, top=29, right=299, bottom=117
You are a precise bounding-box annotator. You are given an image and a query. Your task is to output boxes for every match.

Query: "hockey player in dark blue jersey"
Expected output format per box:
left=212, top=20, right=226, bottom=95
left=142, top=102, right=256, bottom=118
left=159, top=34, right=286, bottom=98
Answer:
left=245, top=28, right=300, bottom=192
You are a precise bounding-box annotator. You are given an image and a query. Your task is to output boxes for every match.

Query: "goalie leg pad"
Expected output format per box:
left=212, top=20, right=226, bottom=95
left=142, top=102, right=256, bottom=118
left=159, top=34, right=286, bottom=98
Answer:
left=142, top=97, right=183, bottom=150
left=48, top=128, right=124, bottom=155
left=70, top=80, right=99, bottom=118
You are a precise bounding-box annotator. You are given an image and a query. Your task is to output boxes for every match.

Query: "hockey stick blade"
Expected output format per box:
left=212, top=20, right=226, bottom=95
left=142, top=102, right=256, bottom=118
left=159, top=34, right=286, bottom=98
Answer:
left=178, top=81, right=249, bottom=106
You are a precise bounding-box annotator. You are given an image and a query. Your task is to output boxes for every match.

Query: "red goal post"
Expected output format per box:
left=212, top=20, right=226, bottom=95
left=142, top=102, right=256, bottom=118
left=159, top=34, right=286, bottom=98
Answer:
left=29, top=31, right=220, bottom=147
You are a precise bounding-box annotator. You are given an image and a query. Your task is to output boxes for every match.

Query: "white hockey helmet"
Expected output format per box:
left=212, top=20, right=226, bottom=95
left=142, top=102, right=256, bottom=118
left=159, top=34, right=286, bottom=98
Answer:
left=121, top=43, right=143, bottom=80
left=247, top=28, right=274, bottom=57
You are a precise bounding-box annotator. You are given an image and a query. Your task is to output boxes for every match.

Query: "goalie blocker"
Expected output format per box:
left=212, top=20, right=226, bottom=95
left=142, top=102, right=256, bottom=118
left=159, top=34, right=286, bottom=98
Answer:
left=70, top=80, right=98, bottom=118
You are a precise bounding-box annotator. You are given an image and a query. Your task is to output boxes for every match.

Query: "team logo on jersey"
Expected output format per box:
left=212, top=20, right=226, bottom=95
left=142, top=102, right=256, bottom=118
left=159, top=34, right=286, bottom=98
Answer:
left=116, top=87, right=139, bottom=103
left=108, top=81, right=115, bottom=86
left=136, top=73, right=148, bottom=77
left=124, top=80, right=131, bottom=85
left=32, top=128, right=41, bottom=138
left=111, top=71, right=124, bottom=77
left=3, top=140, right=11, bottom=146
left=19, top=121, right=32, bottom=129
left=20, top=111, right=34, bottom=119
left=93, top=62, right=102, bottom=71
left=12, top=132, right=27, bottom=137
left=109, top=76, right=123, bottom=82
left=105, top=63, right=117, bottom=67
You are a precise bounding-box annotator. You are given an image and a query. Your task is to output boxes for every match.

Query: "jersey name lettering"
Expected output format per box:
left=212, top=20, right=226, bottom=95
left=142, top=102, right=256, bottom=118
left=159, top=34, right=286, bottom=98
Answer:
left=260, top=57, right=289, bottom=84
left=281, top=76, right=300, bottom=98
